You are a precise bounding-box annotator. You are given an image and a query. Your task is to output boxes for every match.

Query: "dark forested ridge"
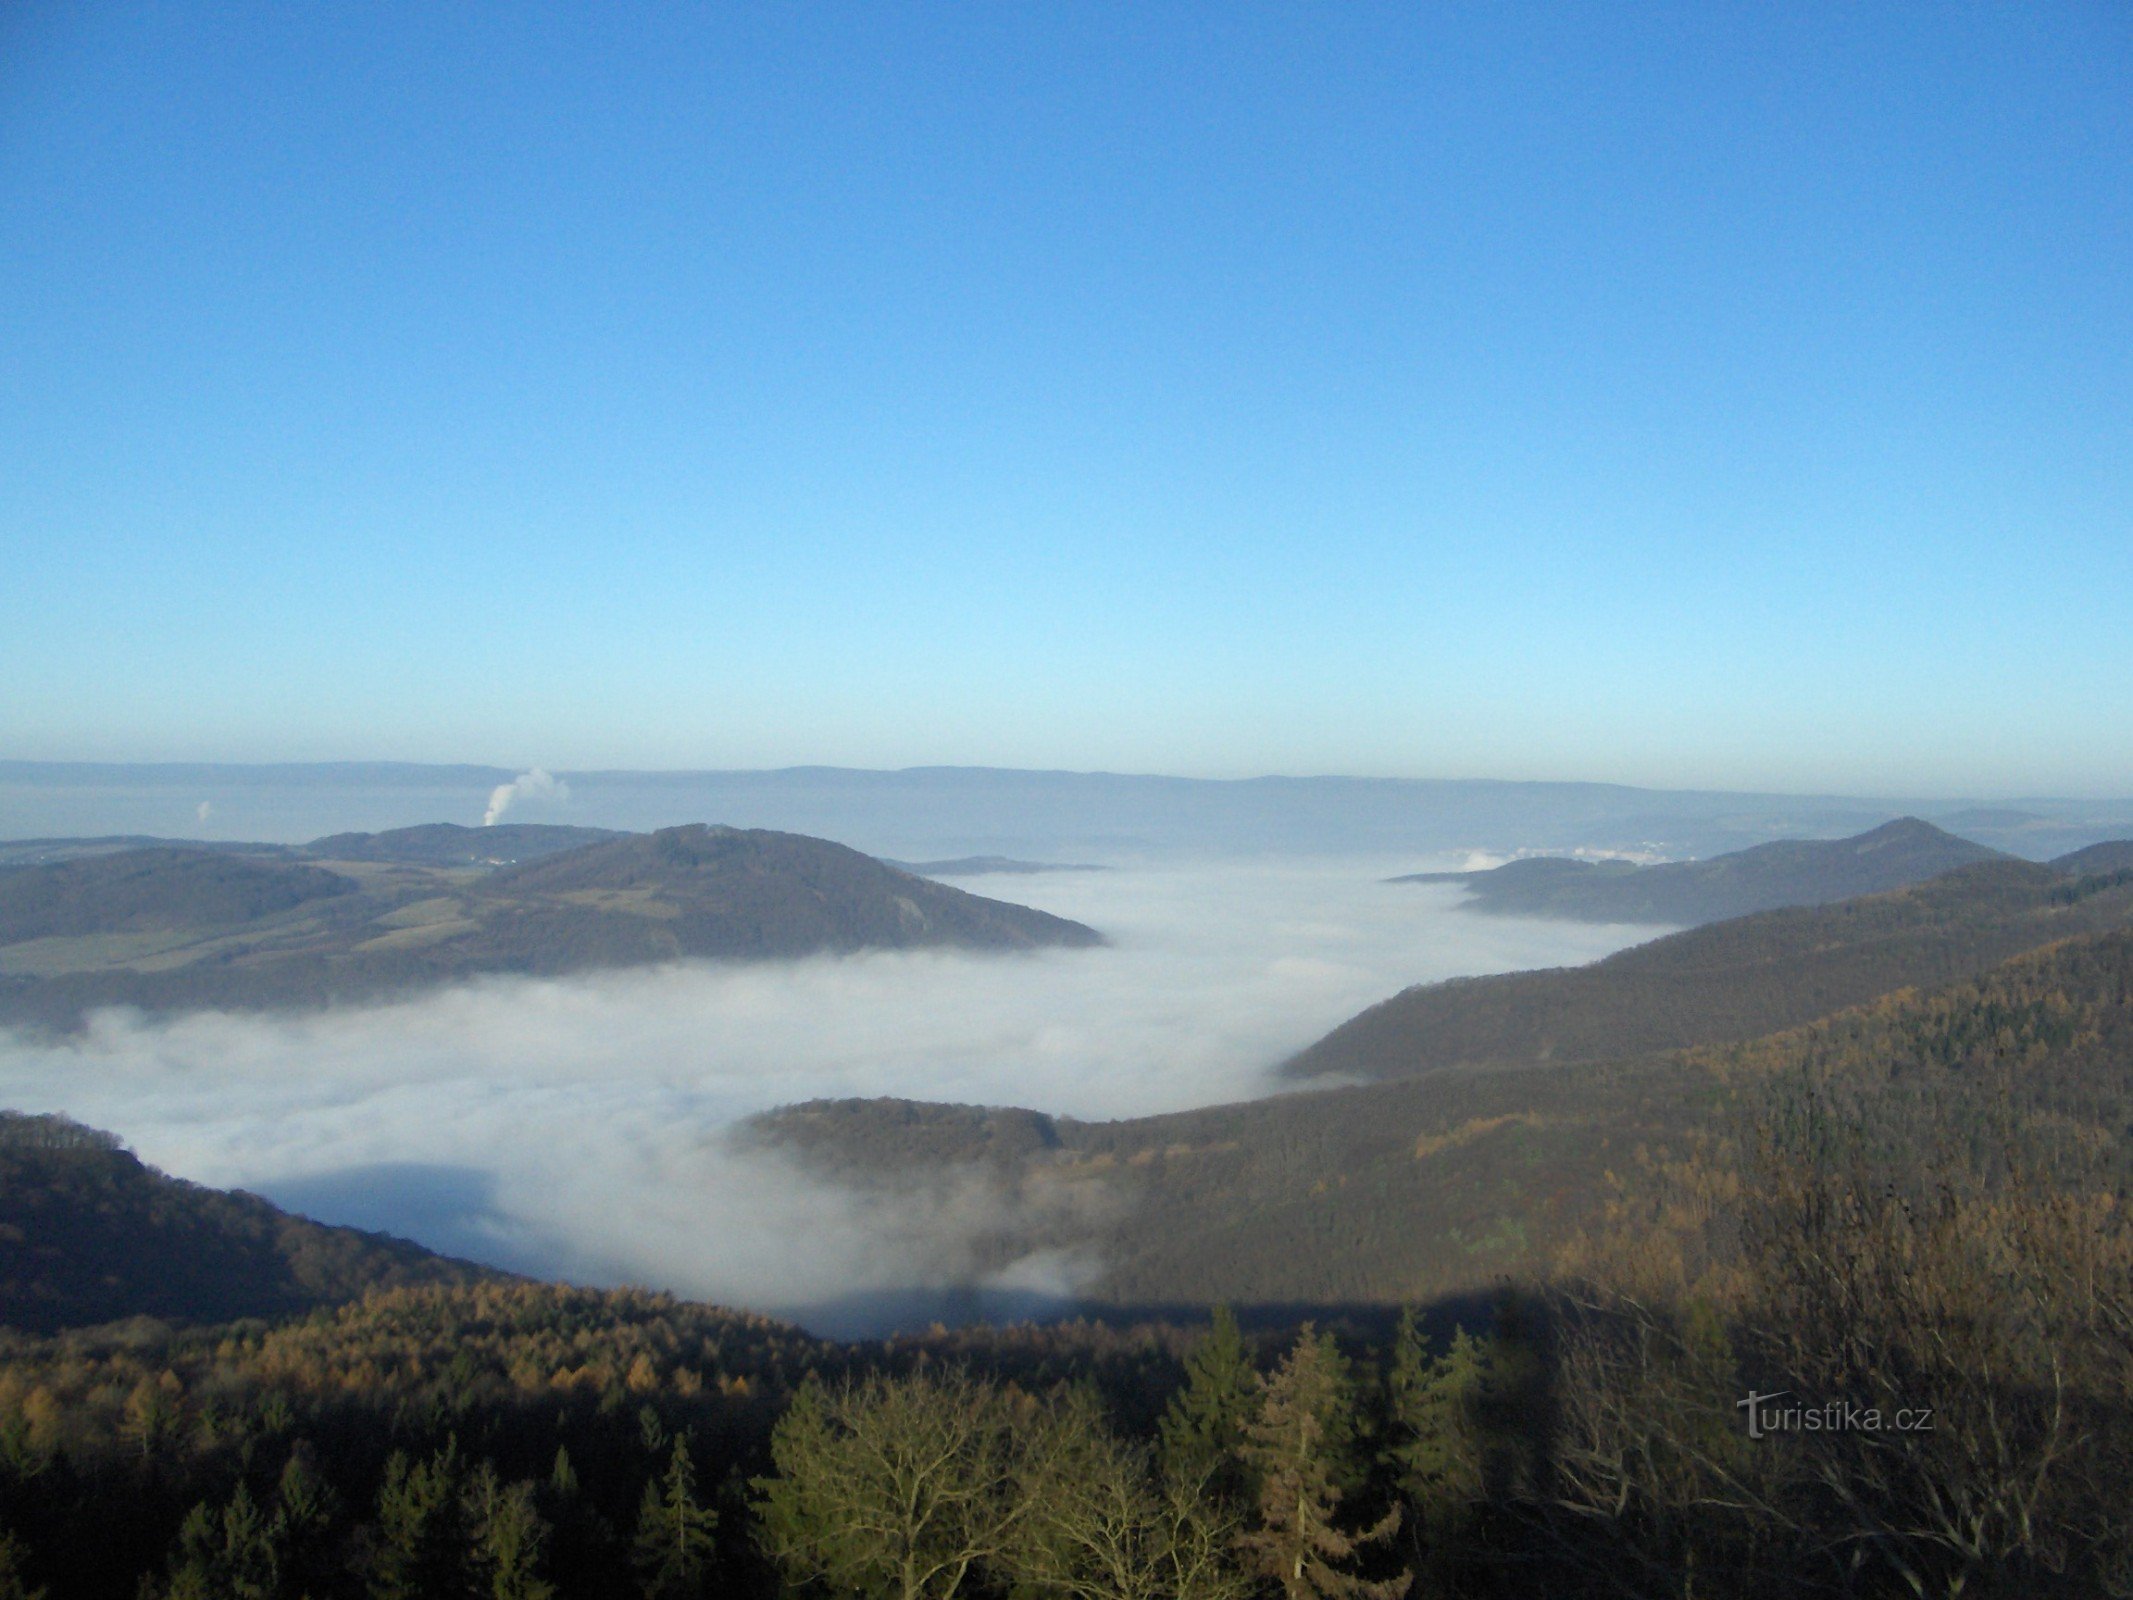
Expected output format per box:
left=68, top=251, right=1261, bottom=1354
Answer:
left=1289, top=855, right=2133, bottom=1082
left=1401, top=815, right=2007, bottom=925
left=0, top=1113, right=490, bottom=1334
left=0, top=823, right=1102, bottom=1031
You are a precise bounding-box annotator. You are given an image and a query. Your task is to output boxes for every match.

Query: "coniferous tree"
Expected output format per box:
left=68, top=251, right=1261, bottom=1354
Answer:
left=465, top=1464, right=555, bottom=1600
left=1157, top=1307, right=1259, bottom=1503
left=631, top=1439, right=717, bottom=1599
left=367, top=1440, right=464, bottom=1600
left=0, top=1531, right=44, bottom=1600
left=1239, top=1331, right=1408, bottom=1600
left=162, top=1483, right=280, bottom=1600
left=549, top=1446, right=579, bottom=1502
left=270, top=1444, right=341, bottom=1600
left=1384, top=1313, right=1488, bottom=1562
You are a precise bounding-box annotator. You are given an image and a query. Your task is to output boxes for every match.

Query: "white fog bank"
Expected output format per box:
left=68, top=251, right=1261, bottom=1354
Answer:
left=0, top=861, right=1666, bottom=1316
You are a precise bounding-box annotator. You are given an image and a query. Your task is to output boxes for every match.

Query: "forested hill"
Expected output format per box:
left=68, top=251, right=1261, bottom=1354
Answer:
left=0, top=823, right=1102, bottom=1031
left=1400, top=815, right=2006, bottom=925
left=749, top=920, right=2133, bottom=1311
left=0, top=849, right=353, bottom=943
left=486, top=824, right=1102, bottom=955
left=1288, top=855, right=2133, bottom=1082
left=302, top=822, right=621, bottom=865
left=0, top=1112, right=490, bottom=1333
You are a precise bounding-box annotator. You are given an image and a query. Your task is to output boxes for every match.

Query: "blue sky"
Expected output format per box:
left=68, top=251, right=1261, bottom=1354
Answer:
left=3, top=3, right=2128, bottom=794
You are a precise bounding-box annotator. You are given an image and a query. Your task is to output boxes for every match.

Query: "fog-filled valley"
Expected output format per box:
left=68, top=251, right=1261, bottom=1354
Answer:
left=0, top=853, right=1661, bottom=1322
left=11, top=8, right=2133, bottom=1592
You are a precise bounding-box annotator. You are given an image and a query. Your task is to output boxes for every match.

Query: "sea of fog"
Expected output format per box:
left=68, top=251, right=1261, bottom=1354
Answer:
left=0, top=860, right=1667, bottom=1323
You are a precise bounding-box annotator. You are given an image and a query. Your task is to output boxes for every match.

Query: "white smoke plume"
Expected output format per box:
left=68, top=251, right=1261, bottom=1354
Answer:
left=0, top=861, right=1667, bottom=1324
left=482, top=768, right=569, bottom=826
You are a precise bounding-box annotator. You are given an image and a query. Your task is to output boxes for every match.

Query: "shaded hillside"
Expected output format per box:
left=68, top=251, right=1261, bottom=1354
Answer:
left=752, top=1055, right=1718, bottom=1307
left=306, top=821, right=620, bottom=865
left=1289, top=857, right=2133, bottom=1081
left=0, top=824, right=1102, bottom=1030
left=750, top=923, right=2133, bottom=1311
left=2052, top=837, right=2133, bottom=876
left=1399, top=816, right=2005, bottom=924
left=0, top=848, right=353, bottom=942
left=0, top=1113, right=489, bottom=1333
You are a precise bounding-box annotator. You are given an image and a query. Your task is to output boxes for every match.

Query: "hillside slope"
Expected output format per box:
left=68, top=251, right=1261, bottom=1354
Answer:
left=1290, top=857, right=2133, bottom=1082
left=750, top=923, right=2133, bottom=1309
left=1400, top=816, right=2005, bottom=925
left=0, top=848, right=353, bottom=942
left=0, top=1113, right=490, bottom=1333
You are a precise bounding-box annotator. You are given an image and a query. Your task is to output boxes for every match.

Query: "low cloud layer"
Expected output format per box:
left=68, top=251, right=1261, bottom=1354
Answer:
left=0, top=861, right=1663, bottom=1320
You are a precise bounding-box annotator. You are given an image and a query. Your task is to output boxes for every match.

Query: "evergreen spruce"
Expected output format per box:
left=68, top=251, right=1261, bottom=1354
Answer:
left=465, top=1464, right=555, bottom=1600
left=366, top=1440, right=464, bottom=1600
left=0, top=1531, right=44, bottom=1600
left=1157, top=1306, right=1260, bottom=1501
left=1239, top=1330, right=1409, bottom=1600
left=1384, top=1313, right=1489, bottom=1577
left=631, top=1439, right=717, bottom=1599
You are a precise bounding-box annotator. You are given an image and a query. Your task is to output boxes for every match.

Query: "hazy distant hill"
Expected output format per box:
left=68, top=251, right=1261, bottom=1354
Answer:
left=750, top=922, right=2133, bottom=1308
left=0, top=1112, right=488, bottom=1333
left=1399, top=817, right=2005, bottom=925
left=2052, top=839, right=2133, bottom=877
left=1290, top=855, right=2133, bottom=1082
left=0, top=823, right=1102, bottom=1030
left=306, top=821, right=622, bottom=865
left=16, top=757, right=2133, bottom=862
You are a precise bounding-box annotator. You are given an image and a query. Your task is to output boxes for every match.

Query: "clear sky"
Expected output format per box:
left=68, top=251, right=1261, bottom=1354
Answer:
left=3, top=3, right=2128, bottom=795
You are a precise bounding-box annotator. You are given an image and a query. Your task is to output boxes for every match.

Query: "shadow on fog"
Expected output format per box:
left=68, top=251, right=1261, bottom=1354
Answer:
left=253, top=1161, right=564, bottom=1281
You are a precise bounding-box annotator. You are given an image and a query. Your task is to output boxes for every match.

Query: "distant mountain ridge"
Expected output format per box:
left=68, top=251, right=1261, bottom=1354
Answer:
left=1398, top=817, right=2007, bottom=925
left=12, top=758, right=2133, bottom=861
left=0, top=822, right=1103, bottom=1031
